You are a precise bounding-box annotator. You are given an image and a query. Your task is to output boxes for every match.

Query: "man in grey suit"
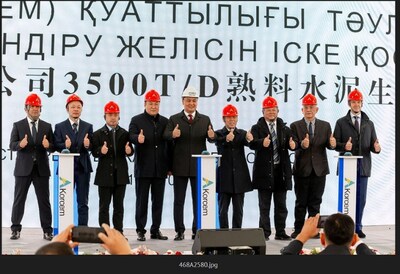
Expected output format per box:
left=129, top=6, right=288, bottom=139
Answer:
left=54, top=94, right=93, bottom=225
left=163, top=86, right=215, bottom=241
left=289, top=94, right=336, bottom=239
left=9, top=93, right=55, bottom=240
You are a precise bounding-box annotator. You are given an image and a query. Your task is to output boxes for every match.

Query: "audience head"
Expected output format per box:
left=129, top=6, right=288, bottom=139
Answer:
left=321, top=213, right=356, bottom=247
left=35, top=242, right=74, bottom=255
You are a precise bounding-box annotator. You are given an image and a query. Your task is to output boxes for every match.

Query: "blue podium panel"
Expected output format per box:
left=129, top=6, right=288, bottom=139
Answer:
left=192, top=154, right=221, bottom=229
left=335, top=155, right=362, bottom=222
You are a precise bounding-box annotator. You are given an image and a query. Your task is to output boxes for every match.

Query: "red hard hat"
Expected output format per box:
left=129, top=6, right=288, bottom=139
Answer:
left=348, top=88, right=363, bottom=101
left=66, top=94, right=83, bottom=108
left=25, top=93, right=42, bottom=107
left=222, top=104, right=238, bottom=117
left=104, top=101, right=120, bottom=114
left=302, top=94, right=317, bottom=105
left=262, top=96, right=278, bottom=108
left=144, top=89, right=160, bottom=102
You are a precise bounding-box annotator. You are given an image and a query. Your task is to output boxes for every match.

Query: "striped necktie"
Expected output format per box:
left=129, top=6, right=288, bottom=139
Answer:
left=269, top=122, right=280, bottom=164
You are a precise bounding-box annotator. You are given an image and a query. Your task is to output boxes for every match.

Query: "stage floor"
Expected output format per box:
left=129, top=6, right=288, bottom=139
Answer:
left=1, top=225, right=395, bottom=255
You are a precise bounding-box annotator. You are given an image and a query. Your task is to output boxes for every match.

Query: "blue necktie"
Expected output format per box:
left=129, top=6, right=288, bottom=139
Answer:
left=269, top=122, right=280, bottom=164
left=308, top=122, right=313, bottom=139
left=354, top=116, right=360, bottom=133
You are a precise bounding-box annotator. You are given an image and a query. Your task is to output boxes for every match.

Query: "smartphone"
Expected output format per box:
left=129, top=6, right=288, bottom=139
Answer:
left=317, top=215, right=329, bottom=228
left=71, top=226, right=105, bottom=243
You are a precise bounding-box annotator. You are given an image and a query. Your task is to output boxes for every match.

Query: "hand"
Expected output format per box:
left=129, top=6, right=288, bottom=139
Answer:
left=289, top=136, right=296, bottom=150
left=99, top=223, right=132, bottom=255
left=263, top=134, right=271, bottom=147
left=138, top=129, right=145, bottom=143
left=329, top=133, right=336, bottom=148
left=246, top=130, right=253, bottom=142
left=42, top=135, right=49, bottom=148
left=101, top=141, right=108, bottom=154
left=125, top=142, right=132, bottom=154
left=172, top=124, right=180, bottom=138
left=345, top=137, right=352, bottom=151
left=296, top=214, right=320, bottom=244
left=226, top=128, right=234, bottom=142
left=52, top=224, right=79, bottom=249
left=302, top=133, right=310, bottom=149
left=20, top=134, right=28, bottom=148
left=83, top=133, right=90, bottom=148
left=65, top=135, right=71, bottom=149
left=207, top=125, right=215, bottom=139
left=374, top=139, right=381, bottom=152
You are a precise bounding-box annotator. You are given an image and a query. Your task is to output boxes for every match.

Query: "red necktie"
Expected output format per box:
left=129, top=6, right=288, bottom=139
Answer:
left=188, top=114, right=193, bottom=123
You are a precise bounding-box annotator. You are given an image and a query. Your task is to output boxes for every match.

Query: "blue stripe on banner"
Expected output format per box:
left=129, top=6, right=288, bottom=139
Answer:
left=52, top=154, right=59, bottom=236
left=338, top=158, right=344, bottom=212
left=215, top=192, right=220, bottom=229
left=196, top=157, right=202, bottom=229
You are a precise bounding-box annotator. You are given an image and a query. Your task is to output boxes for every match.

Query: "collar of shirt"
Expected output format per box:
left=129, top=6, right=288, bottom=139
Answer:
left=27, top=117, right=38, bottom=124
left=351, top=114, right=361, bottom=120
left=69, top=118, right=79, bottom=127
left=184, top=111, right=195, bottom=119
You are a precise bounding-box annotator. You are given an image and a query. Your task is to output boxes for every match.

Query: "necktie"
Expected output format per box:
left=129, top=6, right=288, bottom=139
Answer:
left=354, top=116, right=360, bottom=133
left=308, top=122, right=313, bottom=139
left=188, top=114, right=193, bottom=123
left=112, top=128, right=117, bottom=156
left=31, top=121, right=37, bottom=142
left=269, top=122, right=280, bottom=164
left=72, top=122, right=78, bottom=134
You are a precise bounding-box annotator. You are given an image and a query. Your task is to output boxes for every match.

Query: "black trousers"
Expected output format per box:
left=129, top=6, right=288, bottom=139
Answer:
left=293, top=169, right=326, bottom=232
left=173, top=176, right=197, bottom=235
left=11, top=164, right=52, bottom=234
left=218, top=192, right=245, bottom=229
left=135, top=177, right=166, bottom=234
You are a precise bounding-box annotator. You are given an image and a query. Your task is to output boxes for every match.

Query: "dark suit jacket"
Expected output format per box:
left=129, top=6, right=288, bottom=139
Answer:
left=280, top=239, right=376, bottom=255
left=249, top=117, right=295, bottom=191
left=91, top=125, right=134, bottom=187
left=129, top=111, right=171, bottom=178
left=163, top=110, right=214, bottom=177
left=54, top=119, right=93, bottom=174
left=214, top=127, right=252, bottom=194
left=290, top=118, right=334, bottom=177
left=9, top=118, right=55, bottom=177
left=333, top=110, right=380, bottom=177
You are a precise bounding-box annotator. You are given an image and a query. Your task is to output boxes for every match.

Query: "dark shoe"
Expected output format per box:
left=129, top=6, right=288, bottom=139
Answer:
left=357, top=230, right=366, bottom=238
left=137, top=231, right=146, bottom=241
left=264, top=234, right=270, bottom=241
left=10, top=231, right=20, bottom=240
left=191, top=234, right=196, bottom=240
left=43, top=232, right=53, bottom=241
left=174, top=232, right=184, bottom=241
left=150, top=231, right=168, bottom=240
left=291, top=231, right=300, bottom=239
left=275, top=233, right=292, bottom=240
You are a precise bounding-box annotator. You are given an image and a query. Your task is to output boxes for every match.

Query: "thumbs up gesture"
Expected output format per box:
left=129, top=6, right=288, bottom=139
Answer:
left=207, top=125, right=215, bottom=139
left=65, top=135, right=71, bottom=149
left=289, top=136, right=296, bottom=150
left=20, top=134, right=28, bottom=148
left=172, top=124, right=181, bottom=138
left=83, top=133, right=90, bottom=148
left=42, top=135, right=49, bottom=148
left=246, top=130, right=253, bottom=142
left=374, top=139, right=381, bottom=152
left=302, top=133, right=310, bottom=149
left=329, top=133, right=336, bottom=148
left=345, top=137, right=352, bottom=151
left=125, top=141, right=132, bottom=154
left=226, top=128, right=235, bottom=142
left=138, top=129, right=145, bottom=144
left=101, top=141, right=108, bottom=154
left=263, top=134, right=271, bottom=147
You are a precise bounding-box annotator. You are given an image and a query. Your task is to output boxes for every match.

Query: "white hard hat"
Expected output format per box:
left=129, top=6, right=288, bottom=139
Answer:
left=182, top=86, right=199, bottom=98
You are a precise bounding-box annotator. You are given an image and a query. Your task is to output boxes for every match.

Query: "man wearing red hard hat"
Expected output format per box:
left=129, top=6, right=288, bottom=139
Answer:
left=333, top=88, right=381, bottom=239
left=91, top=101, right=134, bottom=236
left=9, top=93, right=55, bottom=241
left=289, top=93, right=336, bottom=239
left=214, top=104, right=253, bottom=229
left=128, top=89, right=171, bottom=241
left=249, top=96, right=297, bottom=241
left=54, top=94, right=94, bottom=226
